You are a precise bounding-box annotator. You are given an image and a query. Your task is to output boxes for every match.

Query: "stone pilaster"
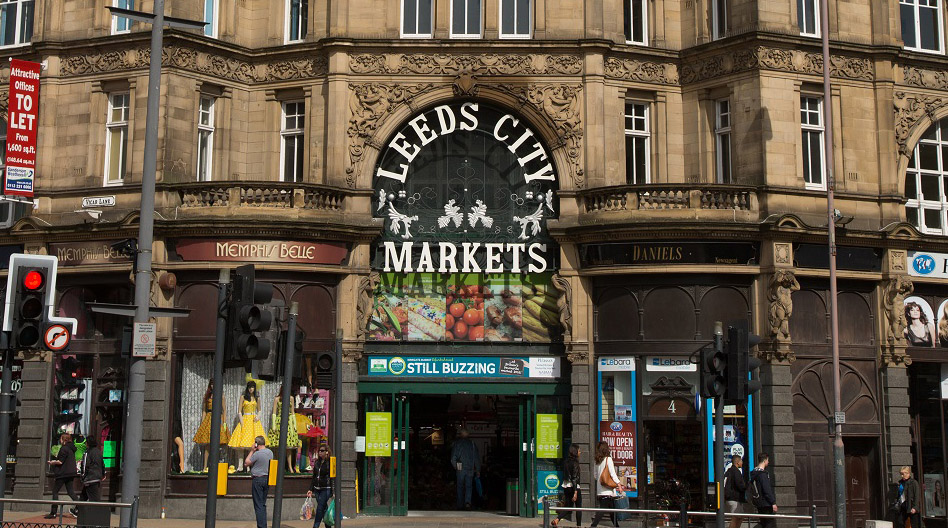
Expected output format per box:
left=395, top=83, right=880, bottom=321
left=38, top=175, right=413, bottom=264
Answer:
left=339, top=342, right=362, bottom=518
left=758, top=361, right=797, bottom=522
left=882, top=366, right=912, bottom=498
left=567, top=343, right=592, bottom=488
left=11, top=358, right=50, bottom=503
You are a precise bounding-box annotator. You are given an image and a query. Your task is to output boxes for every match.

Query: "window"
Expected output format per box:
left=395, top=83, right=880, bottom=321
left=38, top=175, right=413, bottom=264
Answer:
left=281, top=101, right=305, bottom=183
left=204, top=0, right=217, bottom=37
left=800, top=96, right=825, bottom=190
left=901, top=0, right=943, bottom=52
left=798, top=0, right=819, bottom=36
left=111, top=0, right=133, bottom=34
left=0, top=120, right=11, bottom=227
left=624, top=101, right=650, bottom=185
left=197, top=96, right=214, bottom=182
left=451, top=0, right=481, bottom=38
left=715, top=100, right=731, bottom=184
left=0, top=0, right=33, bottom=46
left=105, top=93, right=130, bottom=185
left=904, top=118, right=948, bottom=234
left=623, top=0, right=647, bottom=45
left=286, top=0, right=308, bottom=43
left=712, top=0, right=727, bottom=39
left=500, top=0, right=530, bottom=38
left=402, top=0, right=432, bottom=37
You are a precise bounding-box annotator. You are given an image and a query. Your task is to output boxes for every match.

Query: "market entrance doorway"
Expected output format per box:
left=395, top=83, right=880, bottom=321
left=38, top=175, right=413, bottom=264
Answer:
left=642, top=420, right=703, bottom=510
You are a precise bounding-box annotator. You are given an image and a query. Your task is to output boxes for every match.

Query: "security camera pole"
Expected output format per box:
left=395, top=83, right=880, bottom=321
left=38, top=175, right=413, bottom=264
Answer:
left=104, top=4, right=205, bottom=528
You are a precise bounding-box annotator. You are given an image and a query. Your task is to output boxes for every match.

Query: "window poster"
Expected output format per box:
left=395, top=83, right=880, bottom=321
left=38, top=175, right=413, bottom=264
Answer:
left=905, top=296, right=937, bottom=348
left=926, top=473, right=946, bottom=517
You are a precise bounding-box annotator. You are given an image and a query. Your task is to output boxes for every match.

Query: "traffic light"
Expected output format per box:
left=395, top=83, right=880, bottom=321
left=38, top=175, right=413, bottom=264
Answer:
left=230, top=265, right=274, bottom=360
left=315, top=349, right=336, bottom=390
left=3, top=255, right=76, bottom=351
left=700, top=338, right=727, bottom=398
left=725, top=320, right=763, bottom=402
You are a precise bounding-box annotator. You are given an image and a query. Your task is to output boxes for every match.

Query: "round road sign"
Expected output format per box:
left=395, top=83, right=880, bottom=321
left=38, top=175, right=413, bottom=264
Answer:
left=43, top=324, right=70, bottom=351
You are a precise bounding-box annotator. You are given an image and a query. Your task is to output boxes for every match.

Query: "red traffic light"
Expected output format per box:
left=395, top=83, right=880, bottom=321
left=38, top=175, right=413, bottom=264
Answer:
left=23, top=270, right=44, bottom=290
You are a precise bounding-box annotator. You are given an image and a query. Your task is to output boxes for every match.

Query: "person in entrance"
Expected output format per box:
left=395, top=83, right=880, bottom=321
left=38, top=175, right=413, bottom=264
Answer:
left=591, top=441, right=624, bottom=528
left=450, top=428, right=481, bottom=510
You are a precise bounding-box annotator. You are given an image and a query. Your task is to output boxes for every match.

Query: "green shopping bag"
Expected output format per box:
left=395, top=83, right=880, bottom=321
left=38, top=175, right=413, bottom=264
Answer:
left=323, top=498, right=335, bottom=527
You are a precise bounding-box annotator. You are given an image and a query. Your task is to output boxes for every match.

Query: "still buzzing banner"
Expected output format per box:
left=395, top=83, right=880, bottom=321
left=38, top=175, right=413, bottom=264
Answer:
left=366, top=273, right=563, bottom=342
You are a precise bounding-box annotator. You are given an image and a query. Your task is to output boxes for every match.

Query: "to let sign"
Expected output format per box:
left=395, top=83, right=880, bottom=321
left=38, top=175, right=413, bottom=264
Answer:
left=4, top=59, right=40, bottom=197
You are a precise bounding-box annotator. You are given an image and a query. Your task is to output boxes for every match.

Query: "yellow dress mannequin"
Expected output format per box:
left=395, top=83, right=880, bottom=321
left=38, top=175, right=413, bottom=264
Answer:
left=193, top=381, right=229, bottom=472
left=228, top=381, right=265, bottom=471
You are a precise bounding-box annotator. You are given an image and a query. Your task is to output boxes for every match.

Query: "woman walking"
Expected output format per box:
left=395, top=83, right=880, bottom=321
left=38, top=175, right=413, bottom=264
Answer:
left=306, top=444, right=335, bottom=528
left=897, top=466, right=921, bottom=528
left=551, top=444, right=583, bottom=527
left=590, top=441, right=624, bottom=528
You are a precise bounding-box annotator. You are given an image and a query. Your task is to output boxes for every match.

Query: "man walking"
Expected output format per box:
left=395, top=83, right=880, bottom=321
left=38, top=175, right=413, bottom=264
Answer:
left=450, top=428, right=480, bottom=510
left=724, top=455, right=747, bottom=528
left=749, top=453, right=777, bottom=528
left=79, top=438, right=105, bottom=502
left=245, top=436, right=273, bottom=528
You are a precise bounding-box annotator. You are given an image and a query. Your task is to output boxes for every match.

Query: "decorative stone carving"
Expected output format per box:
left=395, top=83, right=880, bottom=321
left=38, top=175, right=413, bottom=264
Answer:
left=768, top=270, right=800, bottom=343
left=679, top=46, right=872, bottom=84
left=551, top=274, right=573, bottom=342
left=895, top=92, right=948, bottom=156
left=774, top=243, right=792, bottom=265
left=355, top=272, right=380, bottom=340
left=342, top=342, right=364, bottom=363
left=454, top=72, right=478, bottom=97
left=604, top=57, right=678, bottom=84
left=883, top=275, right=914, bottom=346
left=903, top=66, right=948, bottom=91
left=346, top=82, right=437, bottom=187
left=890, top=250, right=907, bottom=273
left=566, top=344, right=589, bottom=364
left=349, top=53, right=583, bottom=75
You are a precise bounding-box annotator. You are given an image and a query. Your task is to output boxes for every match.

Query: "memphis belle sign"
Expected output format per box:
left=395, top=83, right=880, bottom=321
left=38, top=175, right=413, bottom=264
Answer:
left=372, top=102, right=559, bottom=273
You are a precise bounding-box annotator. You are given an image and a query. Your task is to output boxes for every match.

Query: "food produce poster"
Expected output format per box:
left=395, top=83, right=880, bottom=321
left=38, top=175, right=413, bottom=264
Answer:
left=536, top=414, right=563, bottom=459
left=367, top=355, right=561, bottom=379
left=365, top=412, right=392, bottom=457
left=366, top=272, right=563, bottom=342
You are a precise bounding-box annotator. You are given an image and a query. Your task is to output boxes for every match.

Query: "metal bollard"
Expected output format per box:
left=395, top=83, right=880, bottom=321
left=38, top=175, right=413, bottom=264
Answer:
left=680, top=502, right=688, bottom=528
left=810, top=505, right=817, bottom=528
left=543, top=496, right=550, bottom=528
left=130, top=496, right=140, bottom=528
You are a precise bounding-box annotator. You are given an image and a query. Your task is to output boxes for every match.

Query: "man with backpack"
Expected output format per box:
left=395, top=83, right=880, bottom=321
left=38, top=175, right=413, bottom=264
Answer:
left=749, top=453, right=777, bottom=528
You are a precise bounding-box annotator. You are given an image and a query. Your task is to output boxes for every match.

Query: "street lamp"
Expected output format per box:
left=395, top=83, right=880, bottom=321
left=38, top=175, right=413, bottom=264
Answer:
left=104, top=4, right=204, bottom=528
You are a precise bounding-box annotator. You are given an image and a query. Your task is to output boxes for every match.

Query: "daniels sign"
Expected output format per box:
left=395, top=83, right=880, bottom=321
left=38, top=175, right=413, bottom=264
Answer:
left=372, top=102, right=558, bottom=273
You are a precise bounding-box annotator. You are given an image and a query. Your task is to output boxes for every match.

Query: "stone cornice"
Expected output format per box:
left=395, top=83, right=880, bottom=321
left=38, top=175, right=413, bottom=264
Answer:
left=679, top=45, right=874, bottom=84
left=349, top=52, right=583, bottom=75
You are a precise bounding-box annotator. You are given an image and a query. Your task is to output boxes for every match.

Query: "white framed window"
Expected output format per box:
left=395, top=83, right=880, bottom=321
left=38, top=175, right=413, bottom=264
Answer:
left=197, top=96, right=215, bottom=182
left=0, top=0, right=33, bottom=46
left=111, top=0, right=133, bottom=34
left=901, top=0, right=944, bottom=53
left=203, top=0, right=218, bottom=38
left=105, top=93, right=130, bottom=186
left=904, top=119, right=948, bottom=234
left=712, top=0, right=727, bottom=39
left=285, top=0, right=308, bottom=43
left=401, top=0, right=432, bottom=38
left=624, top=101, right=650, bottom=185
left=500, top=0, right=531, bottom=38
left=451, top=0, right=481, bottom=38
left=281, top=101, right=305, bottom=183
left=798, top=0, right=819, bottom=36
left=715, top=100, right=732, bottom=184
left=0, top=119, right=11, bottom=228
left=800, top=96, right=825, bottom=190
left=623, top=0, right=647, bottom=45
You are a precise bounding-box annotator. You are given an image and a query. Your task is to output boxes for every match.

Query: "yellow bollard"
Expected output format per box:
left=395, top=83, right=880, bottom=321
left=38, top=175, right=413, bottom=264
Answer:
left=216, top=462, right=228, bottom=495
left=330, top=456, right=336, bottom=478
left=268, top=459, right=278, bottom=486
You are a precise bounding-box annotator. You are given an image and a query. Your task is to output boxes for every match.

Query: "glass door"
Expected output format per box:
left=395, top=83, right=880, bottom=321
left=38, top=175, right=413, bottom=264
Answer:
left=519, top=395, right=537, bottom=517
left=361, top=394, right=410, bottom=515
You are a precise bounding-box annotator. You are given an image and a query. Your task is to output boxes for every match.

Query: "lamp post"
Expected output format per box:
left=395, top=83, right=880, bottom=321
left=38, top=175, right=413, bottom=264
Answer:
left=104, top=4, right=204, bottom=527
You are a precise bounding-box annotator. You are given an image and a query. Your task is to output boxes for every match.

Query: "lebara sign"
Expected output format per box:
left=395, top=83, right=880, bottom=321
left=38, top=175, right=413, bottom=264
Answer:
left=908, top=251, right=948, bottom=278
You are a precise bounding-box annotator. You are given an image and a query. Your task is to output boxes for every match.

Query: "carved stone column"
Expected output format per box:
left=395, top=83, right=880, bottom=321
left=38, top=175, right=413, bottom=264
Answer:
left=881, top=250, right=914, bottom=488
left=338, top=339, right=363, bottom=518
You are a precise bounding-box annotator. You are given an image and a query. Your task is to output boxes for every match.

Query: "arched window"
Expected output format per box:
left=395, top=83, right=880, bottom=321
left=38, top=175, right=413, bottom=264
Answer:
left=906, top=118, right=948, bottom=234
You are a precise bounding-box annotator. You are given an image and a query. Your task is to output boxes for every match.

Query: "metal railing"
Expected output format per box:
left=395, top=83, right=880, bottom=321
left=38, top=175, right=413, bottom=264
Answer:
left=0, top=497, right=138, bottom=528
left=542, top=498, right=817, bottom=528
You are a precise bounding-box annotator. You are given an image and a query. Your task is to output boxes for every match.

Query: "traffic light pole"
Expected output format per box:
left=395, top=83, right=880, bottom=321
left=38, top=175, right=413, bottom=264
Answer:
left=271, top=302, right=298, bottom=528
left=334, top=337, right=342, bottom=528
left=0, top=332, right=12, bottom=522
left=204, top=270, right=229, bottom=528
left=713, top=327, right=725, bottom=528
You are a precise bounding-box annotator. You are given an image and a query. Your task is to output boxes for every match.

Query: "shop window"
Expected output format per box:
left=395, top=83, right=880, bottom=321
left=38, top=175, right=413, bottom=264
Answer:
left=642, top=287, right=695, bottom=340
left=499, top=0, right=531, bottom=39
left=111, top=0, right=133, bottom=34
left=104, top=92, right=130, bottom=186
left=623, top=0, right=647, bottom=45
left=711, top=0, right=727, bottom=39
left=838, top=292, right=873, bottom=345
left=800, top=95, right=825, bottom=190
left=798, top=0, right=819, bottom=37
left=285, top=0, right=308, bottom=43
left=197, top=96, right=215, bottom=182
left=789, top=289, right=827, bottom=344
left=624, top=101, right=650, bottom=184
left=697, top=287, right=748, bottom=339
left=451, top=0, right=481, bottom=38
left=905, top=117, right=948, bottom=235
left=0, top=0, right=33, bottom=47
left=204, top=0, right=217, bottom=38
left=597, top=358, right=639, bottom=496
left=909, top=364, right=948, bottom=520
left=901, top=0, right=943, bottom=53
left=715, top=99, right=731, bottom=183
left=595, top=287, right=640, bottom=341
left=0, top=120, right=12, bottom=228
left=401, top=0, right=432, bottom=38
left=281, top=101, right=305, bottom=183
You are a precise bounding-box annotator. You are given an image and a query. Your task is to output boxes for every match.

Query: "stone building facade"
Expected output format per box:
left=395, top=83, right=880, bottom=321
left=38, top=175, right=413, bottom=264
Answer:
left=0, top=0, right=943, bottom=524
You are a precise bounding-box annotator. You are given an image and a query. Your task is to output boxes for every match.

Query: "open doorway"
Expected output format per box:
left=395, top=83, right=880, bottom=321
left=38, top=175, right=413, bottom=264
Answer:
left=642, top=420, right=703, bottom=510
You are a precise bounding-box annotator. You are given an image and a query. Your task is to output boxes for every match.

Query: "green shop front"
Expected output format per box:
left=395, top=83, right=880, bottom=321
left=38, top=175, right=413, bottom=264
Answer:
left=356, top=101, right=571, bottom=515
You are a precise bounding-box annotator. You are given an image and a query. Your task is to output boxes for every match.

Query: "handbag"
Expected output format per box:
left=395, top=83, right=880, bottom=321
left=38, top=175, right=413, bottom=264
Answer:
left=474, top=476, right=484, bottom=498
left=599, top=459, right=619, bottom=489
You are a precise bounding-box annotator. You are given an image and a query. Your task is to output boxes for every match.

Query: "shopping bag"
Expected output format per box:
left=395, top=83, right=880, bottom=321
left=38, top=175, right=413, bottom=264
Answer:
left=614, top=494, right=631, bottom=522
left=474, top=476, right=484, bottom=497
left=324, top=498, right=336, bottom=527
left=299, top=497, right=314, bottom=520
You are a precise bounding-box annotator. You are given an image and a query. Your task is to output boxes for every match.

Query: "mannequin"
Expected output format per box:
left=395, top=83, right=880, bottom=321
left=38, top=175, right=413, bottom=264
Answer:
left=227, top=381, right=265, bottom=471
left=267, top=384, right=301, bottom=473
left=193, top=380, right=229, bottom=472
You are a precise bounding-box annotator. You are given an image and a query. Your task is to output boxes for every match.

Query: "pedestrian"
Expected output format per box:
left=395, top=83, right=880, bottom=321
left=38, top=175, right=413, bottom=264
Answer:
left=245, top=436, right=273, bottom=528
left=897, top=466, right=921, bottom=528
left=749, top=453, right=777, bottom=528
left=590, top=441, right=624, bottom=528
left=724, top=455, right=747, bottom=528
left=45, top=433, right=80, bottom=519
left=450, top=428, right=480, bottom=510
left=306, top=444, right=334, bottom=528
left=79, top=437, right=105, bottom=502
left=551, top=444, right=582, bottom=528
